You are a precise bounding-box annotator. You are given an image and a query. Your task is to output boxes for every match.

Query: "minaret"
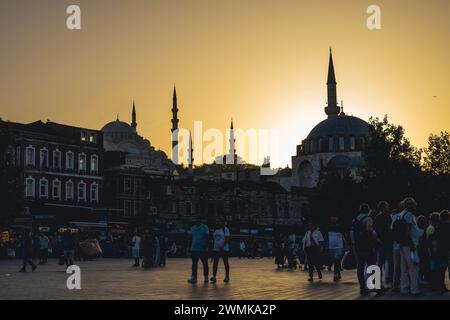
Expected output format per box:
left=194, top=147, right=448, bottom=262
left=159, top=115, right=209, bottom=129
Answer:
left=188, top=131, right=193, bottom=170
left=324, top=48, right=340, bottom=117
left=131, top=100, right=137, bottom=131
left=171, top=85, right=179, bottom=165
left=228, top=119, right=236, bottom=164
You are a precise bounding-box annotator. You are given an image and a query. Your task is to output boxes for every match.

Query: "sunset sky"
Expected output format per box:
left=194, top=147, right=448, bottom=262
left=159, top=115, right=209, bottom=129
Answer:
left=0, top=0, right=449, bottom=167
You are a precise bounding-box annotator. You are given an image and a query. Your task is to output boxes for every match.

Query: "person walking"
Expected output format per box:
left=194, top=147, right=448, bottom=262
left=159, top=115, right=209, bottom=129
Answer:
left=38, top=233, right=50, bottom=264
left=62, top=230, right=76, bottom=266
left=187, top=220, right=210, bottom=284
left=239, top=240, right=246, bottom=258
left=211, top=220, right=230, bottom=283
left=433, top=210, right=450, bottom=293
left=392, top=197, right=423, bottom=296
left=131, top=231, right=141, bottom=267
left=302, top=222, right=324, bottom=282
left=351, top=203, right=380, bottom=295
left=374, top=201, right=393, bottom=287
left=19, top=231, right=37, bottom=272
left=327, top=216, right=345, bottom=282
left=287, top=231, right=297, bottom=269
left=391, top=206, right=403, bottom=292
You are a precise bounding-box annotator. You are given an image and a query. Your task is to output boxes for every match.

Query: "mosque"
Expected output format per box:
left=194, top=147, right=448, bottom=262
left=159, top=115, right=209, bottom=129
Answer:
left=101, top=101, right=174, bottom=175
left=291, top=50, right=370, bottom=188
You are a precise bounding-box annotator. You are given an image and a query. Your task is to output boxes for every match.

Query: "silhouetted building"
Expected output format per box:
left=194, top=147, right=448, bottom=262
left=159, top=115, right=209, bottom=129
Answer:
left=292, top=50, right=369, bottom=188
left=0, top=119, right=104, bottom=226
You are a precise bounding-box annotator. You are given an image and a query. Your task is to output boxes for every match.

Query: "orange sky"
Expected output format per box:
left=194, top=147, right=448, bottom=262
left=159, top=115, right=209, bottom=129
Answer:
left=0, top=0, right=449, bottom=167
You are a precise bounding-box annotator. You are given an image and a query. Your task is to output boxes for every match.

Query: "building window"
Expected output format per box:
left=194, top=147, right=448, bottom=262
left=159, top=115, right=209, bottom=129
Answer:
left=15, top=146, right=21, bottom=166
left=124, top=200, right=132, bottom=217
left=39, top=178, right=48, bottom=199
left=318, top=139, right=323, bottom=153
left=78, top=153, right=86, bottom=172
left=52, top=179, right=61, bottom=199
left=186, top=202, right=192, bottom=215
left=124, top=178, right=131, bottom=193
left=66, top=151, right=74, bottom=170
left=339, top=137, right=345, bottom=151
left=80, top=131, right=88, bottom=142
left=90, top=183, right=98, bottom=202
left=90, top=155, right=98, bottom=173
left=65, top=180, right=74, bottom=200
left=350, top=137, right=356, bottom=150
left=40, top=148, right=49, bottom=168
left=89, top=132, right=97, bottom=143
left=25, top=176, right=35, bottom=198
left=77, top=181, right=86, bottom=201
left=328, top=137, right=334, bottom=152
left=53, top=149, right=61, bottom=169
left=25, top=145, right=35, bottom=166
left=310, top=140, right=314, bottom=153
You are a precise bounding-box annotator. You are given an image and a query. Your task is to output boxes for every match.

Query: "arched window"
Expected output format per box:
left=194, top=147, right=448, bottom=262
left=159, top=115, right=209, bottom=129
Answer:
left=65, top=180, right=74, bottom=200
left=25, top=176, right=35, bottom=198
left=39, top=178, right=48, bottom=198
left=52, top=179, right=61, bottom=199
left=40, top=148, right=49, bottom=168
left=339, top=137, right=345, bottom=151
left=90, top=154, right=98, bottom=173
left=66, top=151, right=74, bottom=170
left=90, top=182, right=98, bottom=202
left=350, top=137, right=356, bottom=150
left=25, top=145, right=35, bottom=166
left=328, top=137, right=334, bottom=152
left=53, top=149, right=61, bottom=169
left=78, top=153, right=87, bottom=172
left=77, top=181, right=86, bottom=202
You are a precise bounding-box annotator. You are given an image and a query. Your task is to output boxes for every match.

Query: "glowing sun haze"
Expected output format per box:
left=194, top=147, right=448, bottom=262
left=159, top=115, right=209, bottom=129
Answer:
left=0, top=0, right=449, bottom=167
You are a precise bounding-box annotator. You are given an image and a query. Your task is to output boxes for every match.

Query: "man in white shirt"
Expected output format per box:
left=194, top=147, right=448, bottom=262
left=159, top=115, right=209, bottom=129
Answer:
left=131, top=232, right=141, bottom=267
left=211, top=220, right=231, bottom=283
left=302, top=222, right=324, bottom=281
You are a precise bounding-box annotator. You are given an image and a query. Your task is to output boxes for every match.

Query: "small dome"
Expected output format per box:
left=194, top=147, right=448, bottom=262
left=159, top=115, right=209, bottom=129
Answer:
left=101, top=120, right=134, bottom=133
left=307, top=115, right=369, bottom=139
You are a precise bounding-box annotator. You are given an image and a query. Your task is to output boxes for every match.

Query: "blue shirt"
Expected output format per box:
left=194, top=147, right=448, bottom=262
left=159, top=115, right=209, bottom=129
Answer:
left=190, top=224, right=209, bottom=252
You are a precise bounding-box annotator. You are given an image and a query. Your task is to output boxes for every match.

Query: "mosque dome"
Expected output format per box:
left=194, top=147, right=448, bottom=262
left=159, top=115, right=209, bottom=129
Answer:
left=101, top=119, right=135, bottom=133
left=307, top=114, right=369, bottom=140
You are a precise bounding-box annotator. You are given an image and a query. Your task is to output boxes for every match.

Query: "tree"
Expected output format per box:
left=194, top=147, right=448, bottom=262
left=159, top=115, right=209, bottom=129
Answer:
left=309, top=169, right=364, bottom=227
left=0, top=125, right=23, bottom=226
left=361, top=116, right=422, bottom=204
left=423, top=131, right=450, bottom=175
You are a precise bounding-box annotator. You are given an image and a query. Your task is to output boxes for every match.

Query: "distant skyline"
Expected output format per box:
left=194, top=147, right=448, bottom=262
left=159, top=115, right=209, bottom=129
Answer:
left=1, top=0, right=449, bottom=167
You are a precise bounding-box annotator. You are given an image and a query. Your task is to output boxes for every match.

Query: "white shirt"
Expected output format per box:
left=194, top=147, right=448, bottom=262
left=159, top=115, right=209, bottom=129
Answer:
left=303, top=230, right=324, bottom=249
left=213, top=227, right=230, bottom=251
left=132, top=235, right=141, bottom=250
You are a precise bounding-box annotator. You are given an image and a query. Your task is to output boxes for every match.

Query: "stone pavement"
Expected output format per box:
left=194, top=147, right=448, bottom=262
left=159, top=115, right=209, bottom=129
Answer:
left=0, top=258, right=449, bottom=300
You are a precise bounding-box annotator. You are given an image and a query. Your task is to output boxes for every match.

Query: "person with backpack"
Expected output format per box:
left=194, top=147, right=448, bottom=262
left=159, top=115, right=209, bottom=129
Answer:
left=391, top=206, right=404, bottom=292
left=351, top=203, right=380, bottom=295
left=392, top=197, right=423, bottom=296
left=374, top=201, right=393, bottom=287
left=302, top=222, right=324, bottom=282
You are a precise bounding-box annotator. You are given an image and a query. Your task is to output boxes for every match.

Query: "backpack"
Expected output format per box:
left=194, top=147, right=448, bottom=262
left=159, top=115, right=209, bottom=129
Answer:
left=392, top=212, right=410, bottom=245
left=352, top=215, right=372, bottom=251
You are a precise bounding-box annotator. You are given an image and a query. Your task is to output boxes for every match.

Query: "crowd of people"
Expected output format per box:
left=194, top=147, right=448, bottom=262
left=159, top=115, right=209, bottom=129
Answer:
left=267, top=197, right=449, bottom=296
left=5, top=196, right=450, bottom=297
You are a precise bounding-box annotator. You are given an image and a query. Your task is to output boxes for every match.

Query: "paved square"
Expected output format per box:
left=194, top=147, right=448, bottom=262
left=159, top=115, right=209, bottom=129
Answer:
left=0, top=258, right=448, bottom=300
